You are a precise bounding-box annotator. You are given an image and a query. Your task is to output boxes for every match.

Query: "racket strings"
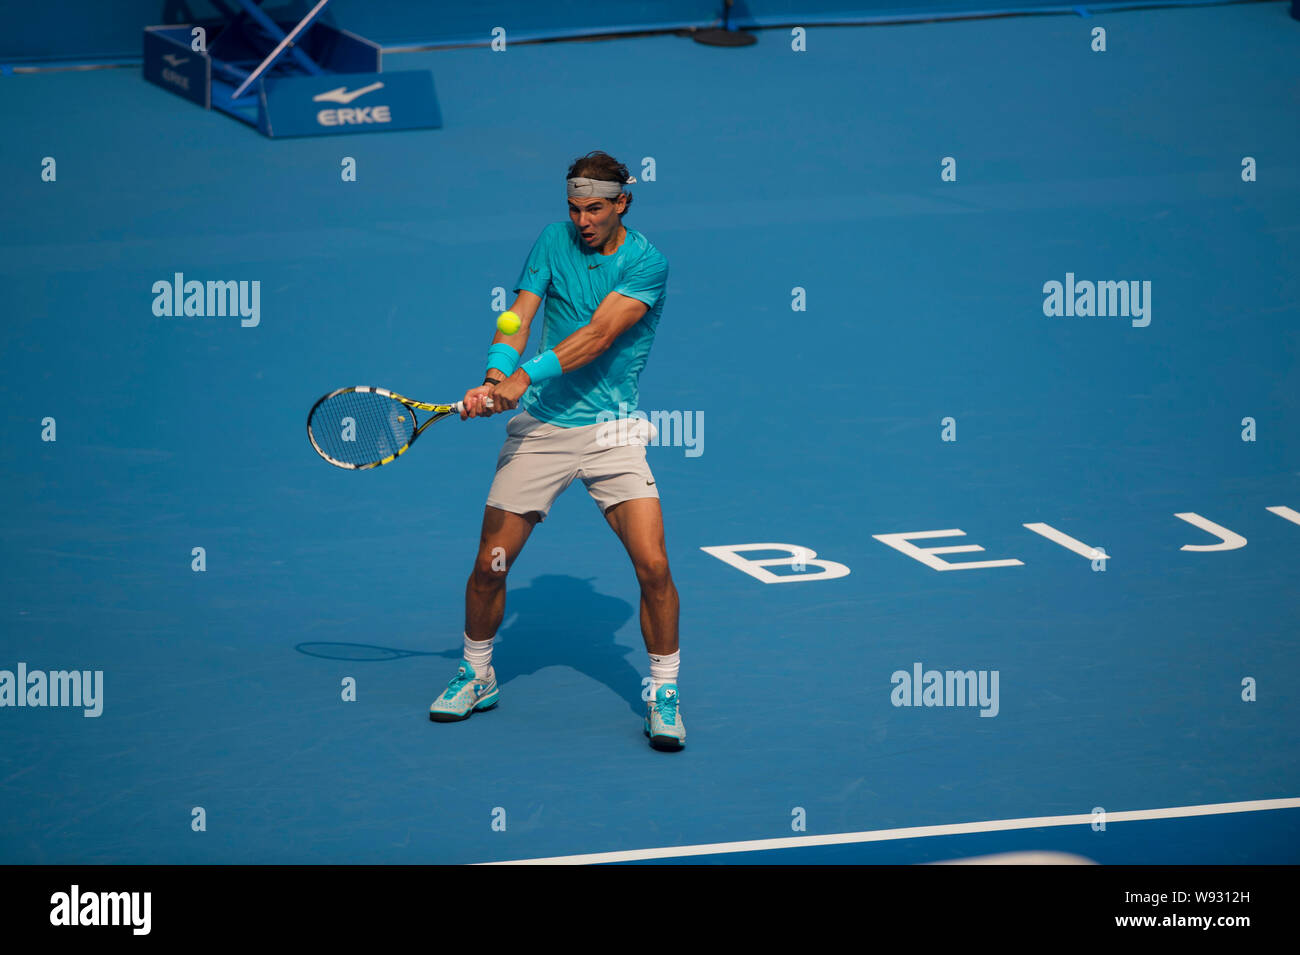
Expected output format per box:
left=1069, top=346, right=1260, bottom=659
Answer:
left=310, top=391, right=417, bottom=466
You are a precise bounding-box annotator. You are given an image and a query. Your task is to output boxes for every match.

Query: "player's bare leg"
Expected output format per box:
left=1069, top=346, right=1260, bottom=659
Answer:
left=603, top=497, right=678, bottom=654
left=605, top=496, right=684, bottom=748
left=466, top=505, right=540, bottom=640
left=432, top=505, right=538, bottom=722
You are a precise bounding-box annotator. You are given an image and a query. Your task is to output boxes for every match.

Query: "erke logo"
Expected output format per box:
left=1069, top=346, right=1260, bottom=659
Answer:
left=160, top=52, right=191, bottom=90
left=314, top=82, right=392, bottom=126
left=314, top=82, right=384, bottom=105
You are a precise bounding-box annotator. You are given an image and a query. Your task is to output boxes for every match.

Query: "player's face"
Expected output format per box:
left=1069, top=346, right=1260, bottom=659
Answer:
left=569, top=196, right=626, bottom=249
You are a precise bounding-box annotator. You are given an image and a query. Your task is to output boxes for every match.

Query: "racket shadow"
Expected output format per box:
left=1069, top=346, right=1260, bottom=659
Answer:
left=295, top=642, right=441, bottom=662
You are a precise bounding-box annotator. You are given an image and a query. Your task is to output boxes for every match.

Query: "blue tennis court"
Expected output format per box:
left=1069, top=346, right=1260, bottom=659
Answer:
left=2, top=1, right=1298, bottom=865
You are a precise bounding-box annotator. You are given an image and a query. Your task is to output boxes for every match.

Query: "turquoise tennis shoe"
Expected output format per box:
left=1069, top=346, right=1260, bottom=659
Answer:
left=644, top=683, right=685, bottom=750
left=429, top=660, right=499, bottom=722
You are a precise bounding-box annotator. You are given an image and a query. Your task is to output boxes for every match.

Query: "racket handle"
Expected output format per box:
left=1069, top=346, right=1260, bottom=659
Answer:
left=455, top=397, right=495, bottom=415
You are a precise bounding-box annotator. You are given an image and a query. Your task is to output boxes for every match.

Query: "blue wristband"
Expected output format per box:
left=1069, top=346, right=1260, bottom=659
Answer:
left=521, top=349, right=563, bottom=384
left=486, top=342, right=520, bottom=377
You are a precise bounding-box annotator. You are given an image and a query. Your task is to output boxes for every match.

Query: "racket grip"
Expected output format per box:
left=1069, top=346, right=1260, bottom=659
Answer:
left=456, top=397, right=495, bottom=415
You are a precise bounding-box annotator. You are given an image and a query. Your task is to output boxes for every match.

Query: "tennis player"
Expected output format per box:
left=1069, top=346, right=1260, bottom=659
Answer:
left=429, top=151, right=683, bottom=751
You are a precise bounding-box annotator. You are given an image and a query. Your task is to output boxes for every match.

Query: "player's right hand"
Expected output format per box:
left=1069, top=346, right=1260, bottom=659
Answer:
left=461, top=384, right=496, bottom=419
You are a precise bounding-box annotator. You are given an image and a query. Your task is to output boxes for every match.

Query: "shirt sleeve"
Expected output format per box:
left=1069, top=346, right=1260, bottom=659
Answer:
left=513, top=223, right=555, bottom=297
left=614, top=246, right=668, bottom=310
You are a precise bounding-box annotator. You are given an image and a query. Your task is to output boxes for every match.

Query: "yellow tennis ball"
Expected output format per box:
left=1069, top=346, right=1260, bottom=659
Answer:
left=497, top=310, right=521, bottom=335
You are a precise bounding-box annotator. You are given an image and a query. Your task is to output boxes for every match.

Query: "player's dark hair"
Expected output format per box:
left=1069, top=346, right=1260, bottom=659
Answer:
left=567, top=150, right=634, bottom=215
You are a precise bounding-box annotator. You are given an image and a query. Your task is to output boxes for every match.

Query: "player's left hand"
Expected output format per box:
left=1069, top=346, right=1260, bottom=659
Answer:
left=486, top=372, right=528, bottom=414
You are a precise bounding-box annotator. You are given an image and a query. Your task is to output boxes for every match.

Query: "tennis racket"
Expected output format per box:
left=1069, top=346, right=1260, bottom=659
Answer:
left=307, top=386, right=493, bottom=470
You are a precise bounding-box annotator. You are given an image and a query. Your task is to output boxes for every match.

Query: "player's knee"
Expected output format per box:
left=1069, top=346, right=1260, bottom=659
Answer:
left=635, top=556, right=672, bottom=591
left=471, top=550, right=510, bottom=587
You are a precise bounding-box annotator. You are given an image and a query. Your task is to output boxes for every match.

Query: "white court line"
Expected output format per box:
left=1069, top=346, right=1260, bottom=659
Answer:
left=479, top=796, right=1300, bottom=865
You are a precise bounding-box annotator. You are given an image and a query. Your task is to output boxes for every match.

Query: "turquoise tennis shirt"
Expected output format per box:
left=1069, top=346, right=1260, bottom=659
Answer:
left=512, top=220, right=668, bottom=427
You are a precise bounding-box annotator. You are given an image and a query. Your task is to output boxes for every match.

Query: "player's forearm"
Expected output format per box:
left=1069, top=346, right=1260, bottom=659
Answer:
left=485, top=294, right=541, bottom=382
left=546, top=324, right=614, bottom=375
left=495, top=325, right=609, bottom=390
left=484, top=334, right=522, bottom=385
left=491, top=325, right=529, bottom=359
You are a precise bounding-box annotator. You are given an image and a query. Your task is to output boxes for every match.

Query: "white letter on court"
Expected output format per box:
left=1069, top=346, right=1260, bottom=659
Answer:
left=1023, top=522, right=1109, bottom=562
left=1174, top=512, right=1246, bottom=552
left=699, top=544, right=849, bottom=583
left=872, top=529, right=1024, bottom=571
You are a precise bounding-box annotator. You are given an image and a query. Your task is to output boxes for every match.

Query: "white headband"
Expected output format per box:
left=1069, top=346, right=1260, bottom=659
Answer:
left=567, top=176, right=635, bottom=199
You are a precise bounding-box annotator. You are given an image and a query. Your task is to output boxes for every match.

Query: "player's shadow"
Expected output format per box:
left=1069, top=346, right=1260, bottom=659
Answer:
left=295, top=574, right=645, bottom=715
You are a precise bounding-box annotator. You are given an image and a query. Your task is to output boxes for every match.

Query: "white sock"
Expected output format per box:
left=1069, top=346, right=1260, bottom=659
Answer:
left=464, top=632, right=494, bottom=679
left=648, top=650, right=679, bottom=695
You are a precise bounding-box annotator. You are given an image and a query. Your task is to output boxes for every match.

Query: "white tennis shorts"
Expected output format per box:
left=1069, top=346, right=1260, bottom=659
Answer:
left=485, top=410, right=659, bottom=522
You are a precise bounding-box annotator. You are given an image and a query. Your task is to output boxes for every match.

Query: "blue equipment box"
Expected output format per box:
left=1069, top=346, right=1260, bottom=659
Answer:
left=143, top=8, right=440, bottom=138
